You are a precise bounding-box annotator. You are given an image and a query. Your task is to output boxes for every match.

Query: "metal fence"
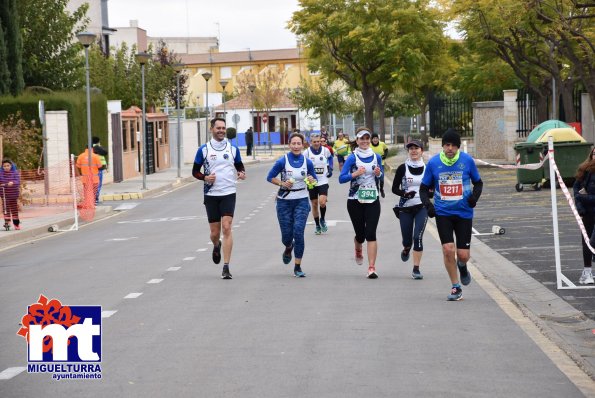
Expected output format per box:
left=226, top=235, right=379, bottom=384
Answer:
left=516, top=88, right=538, bottom=138
left=428, top=93, right=474, bottom=138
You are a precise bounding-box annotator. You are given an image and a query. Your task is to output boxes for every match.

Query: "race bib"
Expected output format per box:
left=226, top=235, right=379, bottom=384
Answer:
left=439, top=173, right=463, bottom=201
left=314, top=167, right=325, bottom=175
left=357, top=187, right=378, bottom=203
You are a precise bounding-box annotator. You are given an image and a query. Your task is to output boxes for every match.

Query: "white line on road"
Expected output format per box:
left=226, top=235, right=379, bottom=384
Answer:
left=239, top=220, right=246, bottom=224
left=0, top=367, right=26, bottom=380
left=167, top=267, right=181, bottom=271
left=101, top=310, right=118, bottom=318
left=183, top=257, right=195, bottom=261
left=196, top=248, right=207, bottom=252
left=124, top=293, right=143, bottom=299
left=147, top=279, right=163, bottom=284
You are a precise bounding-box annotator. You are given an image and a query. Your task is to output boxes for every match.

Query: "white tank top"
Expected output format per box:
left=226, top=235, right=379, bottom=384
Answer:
left=348, top=153, right=378, bottom=200
left=305, top=147, right=330, bottom=186
left=401, top=164, right=424, bottom=207
left=278, top=154, right=309, bottom=200
left=203, top=140, right=237, bottom=196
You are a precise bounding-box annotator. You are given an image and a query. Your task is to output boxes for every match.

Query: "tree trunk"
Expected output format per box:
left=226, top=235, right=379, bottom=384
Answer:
left=559, top=82, right=576, bottom=123
left=376, top=99, right=386, bottom=140
left=535, top=94, right=549, bottom=122
left=361, top=84, right=376, bottom=130
left=419, top=96, right=429, bottom=145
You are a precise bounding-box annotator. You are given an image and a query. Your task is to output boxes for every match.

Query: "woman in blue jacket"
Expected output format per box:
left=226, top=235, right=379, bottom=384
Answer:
left=267, top=132, right=317, bottom=277
left=339, top=128, right=384, bottom=279
left=0, top=159, right=21, bottom=230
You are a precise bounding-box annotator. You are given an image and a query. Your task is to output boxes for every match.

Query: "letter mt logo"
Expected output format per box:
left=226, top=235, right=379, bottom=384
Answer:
left=16, top=295, right=102, bottom=380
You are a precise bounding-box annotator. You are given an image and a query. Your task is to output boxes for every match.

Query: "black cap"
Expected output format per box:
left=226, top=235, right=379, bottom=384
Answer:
left=441, top=128, right=461, bottom=147
left=405, top=140, right=423, bottom=149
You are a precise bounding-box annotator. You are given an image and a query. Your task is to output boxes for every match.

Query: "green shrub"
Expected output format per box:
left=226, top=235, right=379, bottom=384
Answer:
left=226, top=127, right=237, bottom=139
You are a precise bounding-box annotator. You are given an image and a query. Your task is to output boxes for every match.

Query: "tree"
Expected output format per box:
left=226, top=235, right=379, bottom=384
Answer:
left=18, top=0, right=89, bottom=90
left=0, top=16, right=10, bottom=95
left=291, top=77, right=355, bottom=126
left=155, top=40, right=188, bottom=108
left=289, top=0, right=447, bottom=131
left=0, top=0, right=24, bottom=95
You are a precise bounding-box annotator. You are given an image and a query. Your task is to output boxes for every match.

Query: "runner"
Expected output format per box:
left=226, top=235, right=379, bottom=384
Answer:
left=192, top=117, right=246, bottom=280
left=304, top=133, right=333, bottom=235
left=333, top=130, right=350, bottom=172
left=419, top=129, right=483, bottom=300
left=371, top=133, right=388, bottom=198
left=391, top=140, right=429, bottom=280
left=267, top=132, right=317, bottom=277
left=339, top=128, right=384, bottom=279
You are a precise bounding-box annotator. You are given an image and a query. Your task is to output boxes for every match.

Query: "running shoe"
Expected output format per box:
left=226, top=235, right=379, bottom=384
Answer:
left=221, top=268, right=232, bottom=280
left=579, top=269, right=594, bottom=285
left=14, top=225, right=20, bottom=230
left=447, top=286, right=463, bottom=301
left=294, top=266, right=306, bottom=277
left=367, top=266, right=378, bottom=279
left=212, top=240, right=222, bottom=264
left=457, top=261, right=472, bottom=286
left=355, top=248, right=364, bottom=265
left=320, top=219, right=328, bottom=233
left=401, top=248, right=410, bottom=262
left=411, top=269, right=423, bottom=280
left=315, top=225, right=322, bottom=235
left=380, top=188, right=385, bottom=198
left=282, top=245, right=293, bottom=265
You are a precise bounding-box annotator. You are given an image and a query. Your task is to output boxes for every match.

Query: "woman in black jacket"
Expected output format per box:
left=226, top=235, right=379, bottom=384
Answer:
left=573, top=147, right=595, bottom=285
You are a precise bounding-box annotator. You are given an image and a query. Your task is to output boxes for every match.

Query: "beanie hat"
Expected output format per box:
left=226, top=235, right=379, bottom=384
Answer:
left=442, top=128, right=461, bottom=147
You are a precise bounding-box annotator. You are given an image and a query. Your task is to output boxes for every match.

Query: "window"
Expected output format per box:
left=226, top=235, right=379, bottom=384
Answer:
left=220, top=66, right=232, bottom=79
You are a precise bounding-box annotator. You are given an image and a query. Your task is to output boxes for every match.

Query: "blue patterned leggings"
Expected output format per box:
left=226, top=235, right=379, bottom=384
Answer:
left=276, top=197, right=311, bottom=259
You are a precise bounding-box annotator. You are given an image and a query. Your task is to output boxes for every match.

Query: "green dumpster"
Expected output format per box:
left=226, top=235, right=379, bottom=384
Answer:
left=544, top=141, right=593, bottom=180
left=513, top=142, right=545, bottom=191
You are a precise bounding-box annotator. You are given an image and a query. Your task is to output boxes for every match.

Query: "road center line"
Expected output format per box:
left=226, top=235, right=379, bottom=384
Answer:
left=147, top=279, right=163, bottom=284
left=124, top=293, right=142, bottom=299
left=0, top=367, right=26, bottom=380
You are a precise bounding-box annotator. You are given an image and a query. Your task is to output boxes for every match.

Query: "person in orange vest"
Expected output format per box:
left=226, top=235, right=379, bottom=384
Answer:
left=76, top=148, right=102, bottom=207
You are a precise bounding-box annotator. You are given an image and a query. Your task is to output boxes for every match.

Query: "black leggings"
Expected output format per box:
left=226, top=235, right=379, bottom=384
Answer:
left=581, top=214, right=594, bottom=267
left=347, top=199, right=381, bottom=243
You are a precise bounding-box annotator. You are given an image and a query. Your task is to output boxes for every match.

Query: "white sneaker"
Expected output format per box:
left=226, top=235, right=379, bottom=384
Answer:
left=579, top=269, right=594, bottom=285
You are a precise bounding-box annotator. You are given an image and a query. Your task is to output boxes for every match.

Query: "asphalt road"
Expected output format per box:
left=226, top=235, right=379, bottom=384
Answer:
left=0, top=161, right=588, bottom=397
left=471, top=167, right=595, bottom=321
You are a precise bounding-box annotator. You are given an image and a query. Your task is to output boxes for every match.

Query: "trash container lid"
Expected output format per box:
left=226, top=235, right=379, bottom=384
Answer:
left=535, top=128, right=585, bottom=143
left=526, top=120, right=571, bottom=143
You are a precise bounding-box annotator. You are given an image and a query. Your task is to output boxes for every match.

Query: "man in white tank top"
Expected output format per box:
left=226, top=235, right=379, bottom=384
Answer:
left=304, top=133, right=333, bottom=234
left=192, top=118, right=246, bottom=279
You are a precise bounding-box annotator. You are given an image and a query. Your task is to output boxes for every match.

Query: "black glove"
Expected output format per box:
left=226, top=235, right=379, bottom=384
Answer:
left=404, top=191, right=416, bottom=199
left=427, top=203, right=435, bottom=218
left=467, top=196, right=477, bottom=208
left=327, top=169, right=333, bottom=178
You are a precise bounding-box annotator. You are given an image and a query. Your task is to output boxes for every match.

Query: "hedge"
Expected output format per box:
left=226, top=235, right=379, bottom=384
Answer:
left=0, top=90, right=108, bottom=157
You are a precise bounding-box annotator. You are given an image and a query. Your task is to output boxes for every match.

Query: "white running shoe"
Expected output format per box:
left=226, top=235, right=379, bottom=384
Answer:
left=579, top=268, right=594, bottom=285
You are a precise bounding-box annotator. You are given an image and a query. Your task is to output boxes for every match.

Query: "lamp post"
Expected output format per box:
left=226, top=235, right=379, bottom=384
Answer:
left=248, top=83, right=256, bottom=160
left=76, top=31, right=96, bottom=182
left=174, top=63, right=184, bottom=179
left=202, top=72, right=212, bottom=142
left=219, top=80, right=228, bottom=122
left=136, top=52, right=150, bottom=190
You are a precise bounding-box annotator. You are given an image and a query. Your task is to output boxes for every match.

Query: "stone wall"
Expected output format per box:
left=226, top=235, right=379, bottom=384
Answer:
left=473, top=101, right=505, bottom=160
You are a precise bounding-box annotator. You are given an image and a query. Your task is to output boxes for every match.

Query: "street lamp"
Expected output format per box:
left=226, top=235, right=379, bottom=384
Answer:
left=201, top=72, right=212, bottom=143
left=174, top=63, right=184, bottom=179
left=76, top=31, right=96, bottom=186
left=219, top=79, right=228, bottom=123
left=248, top=83, right=256, bottom=160
left=136, top=51, right=150, bottom=190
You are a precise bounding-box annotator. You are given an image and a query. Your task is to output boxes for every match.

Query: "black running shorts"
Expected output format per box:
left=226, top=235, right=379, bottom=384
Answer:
left=204, top=193, right=236, bottom=223
left=308, top=183, right=329, bottom=200
left=435, top=215, right=473, bottom=249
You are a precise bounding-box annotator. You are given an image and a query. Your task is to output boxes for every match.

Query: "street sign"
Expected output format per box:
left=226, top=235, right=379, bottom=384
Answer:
left=262, top=113, right=268, bottom=124
left=232, top=113, right=240, bottom=124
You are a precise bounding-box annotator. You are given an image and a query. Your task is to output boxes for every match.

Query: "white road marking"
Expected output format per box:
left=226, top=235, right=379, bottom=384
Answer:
left=113, top=203, right=139, bottom=211
left=118, top=216, right=202, bottom=224
left=245, top=217, right=252, bottom=220
left=105, top=237, right=138, bottom=242
left=147, top=279, right=163, bottom=284
left=0, top=367, right=26, bottom=380
left=101, top=310, right=118, bottom=318
left=239, top=220, right=246, bottom=224
left=196, top=248, right=207, bottom=252
left=183, top=257, right=195, bottom=261
left=124, top=293, right=143, bottom=299
left=167, top=267, right=181, bottom=271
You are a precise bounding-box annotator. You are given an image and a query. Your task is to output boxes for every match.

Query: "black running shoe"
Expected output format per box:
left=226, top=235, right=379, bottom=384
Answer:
left=447, top=286, right=463, bottom=301
left=212, top=240, right=222, bottom=264
left=457, top=261, right=472, bottom=286
left=221, top=268, right=232, bottom=280
left=282, top=245, right=293, bottom=264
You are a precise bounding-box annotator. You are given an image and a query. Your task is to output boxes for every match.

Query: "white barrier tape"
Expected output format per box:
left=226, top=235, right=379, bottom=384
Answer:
left=550, top=157, right=595, bottom=254
left=475, top=153, right=549, bottom=170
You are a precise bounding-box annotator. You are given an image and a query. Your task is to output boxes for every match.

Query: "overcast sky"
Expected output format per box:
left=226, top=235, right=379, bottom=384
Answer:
left=108, top=0, right=301, bottom=52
